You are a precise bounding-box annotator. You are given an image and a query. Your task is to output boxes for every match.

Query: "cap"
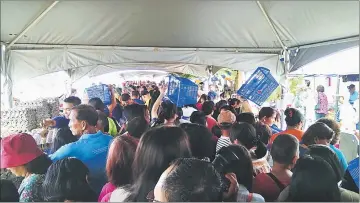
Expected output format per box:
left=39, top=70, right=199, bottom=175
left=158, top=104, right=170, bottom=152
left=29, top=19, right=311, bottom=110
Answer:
left=52, top=116, right=70, bottom=128
left=1, top=133, right=44, bottom=169
left=348, top=84, right=355, bottom=89
left=218, top=110, right=236, bottom=125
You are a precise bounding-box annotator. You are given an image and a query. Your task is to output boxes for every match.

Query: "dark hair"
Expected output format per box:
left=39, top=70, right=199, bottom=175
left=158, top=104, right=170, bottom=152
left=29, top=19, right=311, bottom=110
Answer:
left=121, top=93, right=131, bottom=102
left=50, top=128, right=77, bottom=154
left=0, top=179, right=19, bottom=202
left=179, top=123, right=214, bottom=160
left=317, top=85, right=325, bottom=92
left=288, top=155, right=340, bottom=202
left=284, top=108, right=304, bottom=127
left=64, top=96, right=81, bottom=106
left=88, top=97, right=105, bottom=112
left=216, top=145, right=254, bottom=191
left=212, top=125, right=222, bottom=138
left=42, top=158, right=97, bottom=202
left=106, top=136, right=137, bottom=187
left=132, top=91, right=140, bottom=98
left=305, top=80, right=310, bottom=87
left=271, top=134, right=299, bottom=165
left=230, top=122, right=267, bottom=159
left=254, top=122, right=272, bottom=145
left=301, top=122, right=334, bottom=146
left=258, top=107, right=275, bottom=119
left=176, top=107, right=183, bottom=123
left=305, top=145, right=345, bottom=182
left=96, top=110, right=109, bottom=132
left=162, top=158, right=222, bottom=202
left=123, top=104, right=147, bottom=121
left=190, top=111, right=206, bottom=126
left=198, top=94, right=208, bottom=103
left=159, top=101, right=177, bottom=121
left=126, top=117, right=149, bottom=139
left=126, top=126, right=192, bottom=202
left=72, top=104, right=98, bottom=127
left=23, top=154, right=52, bottom=174
left=202, top=101, right=215, bottom=116
left=216, top=100, right=228, bottom=110
left=228, top=98, right=240, bottom=106
left=220, top=105, right=236, bottom=115
left=236, top=113, right=256, bottom=125
left=316, top=118, right=341, bottom=145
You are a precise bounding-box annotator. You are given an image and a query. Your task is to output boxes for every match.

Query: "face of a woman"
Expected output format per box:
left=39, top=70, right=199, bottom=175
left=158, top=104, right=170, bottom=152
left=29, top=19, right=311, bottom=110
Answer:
left=263, top=113, right=276, bottom=126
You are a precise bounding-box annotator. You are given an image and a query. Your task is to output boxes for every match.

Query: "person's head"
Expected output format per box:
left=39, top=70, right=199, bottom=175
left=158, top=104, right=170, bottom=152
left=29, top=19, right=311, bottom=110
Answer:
left=0, top=179, right=19, bottom=202
left=220, top=105, right=236, bottom=115
left=69, top=104, right=98, bottom=136
left=63, top=96, right=81, bottom=119
left=301, top=122, right=334, bottom=146
left=287, top=155, right=340, bottom=202
left=0, top=133, right=51, bottom=177
left=159, top=101, right=178, bottom=122
left=348, top=84, right=356, bottom=94
left=253, top=122, right=272, bottom=145
left=179, top=123, right=214, bottom=159
left=316, top=85, right=325, bottom=93
left=236, top=113, right=256, bottom=125
left=126, top=117, right=149, bottom=139
left=96, top=110, right=109, bottom=133
left=305, top=145, right=345, bottom=182
left=212, top=125, right=222, bottom=138
left=43, top=158, right=97, bottom=202
left=121, top=93, right=133, bottom=106
left=131, top=91, right=141, bottom=100
left=230, top=122, right=267, bottom=159
left=153, top=158, right=222, bottom=202
left=190, top=111, right=207, bottom=126
left=52, top=116, right=70, bottom=128
left=217, top=110, right=236, bottom=130
left=50, top=128, right=77, bottom=154
left=305, top=80, right=310, bottom=87
left=258, top=107, right=276, bottom=126
left=215, top=100, right=228, bottom=111
left=338, top=96, right=345, bottom=104
left=141, top=90, right=150, bottom=101
left=228, top=98, right=240, bottom=108
left=88, top=97, right=105, bottom=112
left=284, top=108, right=304, bottom=129
left=198, top=94, right=208, bottom=104
left=202, top=101, right=215, bottom=116
left=127, top=126, right=191, bottom=202
left=124, top=104, right=149, bottom=124
left=213, top=145, right=253, bottom=191
left=316, top=118, right=341, bottom=145
left=106, top=136, right=137, bottom=187
left=271, top=134, right=299, bottom=169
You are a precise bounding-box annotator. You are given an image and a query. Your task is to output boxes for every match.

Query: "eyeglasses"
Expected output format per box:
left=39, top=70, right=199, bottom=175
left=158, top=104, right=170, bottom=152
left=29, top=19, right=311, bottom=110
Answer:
left=146, top=191, right=161, bottom=202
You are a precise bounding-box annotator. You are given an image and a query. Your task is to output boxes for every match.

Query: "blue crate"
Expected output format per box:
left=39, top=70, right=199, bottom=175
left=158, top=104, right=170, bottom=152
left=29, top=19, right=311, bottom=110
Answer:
left=237, top=67, right=279, bottom=106
left=167, top=75, right=198, bottom=107
left=86, top=84, right=112, bottom=105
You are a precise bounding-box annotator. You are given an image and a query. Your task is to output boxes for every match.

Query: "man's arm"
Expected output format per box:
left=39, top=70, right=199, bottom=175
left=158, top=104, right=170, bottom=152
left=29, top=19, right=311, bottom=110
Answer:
left=49, top=144, right=73, bottom=162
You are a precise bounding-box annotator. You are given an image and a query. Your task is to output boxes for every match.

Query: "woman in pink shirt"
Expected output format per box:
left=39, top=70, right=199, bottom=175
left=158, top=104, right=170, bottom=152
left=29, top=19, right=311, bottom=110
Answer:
left=315, top=85, right=328, bottom=120
left=98, top=136, right=138, bottom=202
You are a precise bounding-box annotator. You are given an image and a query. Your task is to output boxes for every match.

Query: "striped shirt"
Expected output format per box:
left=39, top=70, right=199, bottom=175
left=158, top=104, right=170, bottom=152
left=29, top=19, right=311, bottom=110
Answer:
left=216, top=136, right=232, bottom=152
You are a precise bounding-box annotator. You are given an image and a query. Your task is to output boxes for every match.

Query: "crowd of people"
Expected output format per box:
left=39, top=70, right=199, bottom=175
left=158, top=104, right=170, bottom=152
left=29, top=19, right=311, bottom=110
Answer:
left=0, top=82, right=359, bottom=202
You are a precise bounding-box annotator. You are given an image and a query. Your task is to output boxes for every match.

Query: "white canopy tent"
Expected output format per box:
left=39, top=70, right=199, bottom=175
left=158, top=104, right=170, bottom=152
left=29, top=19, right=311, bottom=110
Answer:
left=1, top=0, right=359, bottom=107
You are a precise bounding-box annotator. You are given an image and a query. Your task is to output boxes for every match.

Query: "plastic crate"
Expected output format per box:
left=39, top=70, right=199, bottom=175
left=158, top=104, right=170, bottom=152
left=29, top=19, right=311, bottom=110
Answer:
left=167, top=75, right=198, bottom=107
left=86, top=84, right=112, bottom=105
left=237, top=67, right=279, bottom=106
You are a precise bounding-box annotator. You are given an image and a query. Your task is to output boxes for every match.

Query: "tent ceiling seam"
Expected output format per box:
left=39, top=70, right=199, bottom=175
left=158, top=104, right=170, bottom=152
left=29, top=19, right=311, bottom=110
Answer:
left=256, top=1, right=286, bottom=50
left=7, top=1, right=59, bottom=48
left=288, top=36, right=359, bottom=50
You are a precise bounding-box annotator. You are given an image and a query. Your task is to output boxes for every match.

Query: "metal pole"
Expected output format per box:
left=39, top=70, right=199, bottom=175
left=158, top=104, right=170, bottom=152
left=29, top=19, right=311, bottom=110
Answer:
left=335, top=75, right=341, bottom=121
left=1, top=43, right=13, bottom=109
left=7, top=1, right=59, bottom=48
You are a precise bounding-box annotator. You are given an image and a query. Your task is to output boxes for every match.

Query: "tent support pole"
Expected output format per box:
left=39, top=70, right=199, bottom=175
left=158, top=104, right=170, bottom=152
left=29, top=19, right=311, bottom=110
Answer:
left=1, top=42, right=13, bottom=109
left=7, top=1, right=59, bottom=48
left=334, top=75, right=341, bottom=121
left=256, top=1, right=286, bottom=50
left=279, top=49, right=291, bottom=130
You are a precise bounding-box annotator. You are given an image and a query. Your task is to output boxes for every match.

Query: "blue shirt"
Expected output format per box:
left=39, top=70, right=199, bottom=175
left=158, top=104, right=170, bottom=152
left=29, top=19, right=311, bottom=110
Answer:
left=49, top=131, right=113, bottom=194
left=270, top=124, right=281, bottom=135
left=133, top=99, right=145, bottom=105
left=330, top=144, right=348, bottom=170
left=349, top=91, right=358, bottom=105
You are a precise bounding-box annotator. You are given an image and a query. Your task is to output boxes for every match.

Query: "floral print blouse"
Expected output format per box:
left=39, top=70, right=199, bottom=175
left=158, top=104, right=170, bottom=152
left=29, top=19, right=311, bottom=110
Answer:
left=18, top=174, right=45, bottom=202
left=316, top=92, right=328, bottom=114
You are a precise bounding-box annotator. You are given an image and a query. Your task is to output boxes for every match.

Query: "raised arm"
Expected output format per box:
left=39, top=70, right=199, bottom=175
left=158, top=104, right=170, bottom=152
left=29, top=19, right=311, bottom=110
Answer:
left=151, top=85, right=167, bottom=119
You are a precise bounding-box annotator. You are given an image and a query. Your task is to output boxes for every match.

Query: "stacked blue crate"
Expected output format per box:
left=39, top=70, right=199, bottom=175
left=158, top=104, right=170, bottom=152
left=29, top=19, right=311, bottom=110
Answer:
left=86, top=84, right=112, bottom=105
left=167, top=75, right=198, bottom=107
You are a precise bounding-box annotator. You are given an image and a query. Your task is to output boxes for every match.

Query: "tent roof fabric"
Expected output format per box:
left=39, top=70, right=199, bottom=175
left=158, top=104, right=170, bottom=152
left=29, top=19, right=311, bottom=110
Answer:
left=1, top=0, right=359, bottom=82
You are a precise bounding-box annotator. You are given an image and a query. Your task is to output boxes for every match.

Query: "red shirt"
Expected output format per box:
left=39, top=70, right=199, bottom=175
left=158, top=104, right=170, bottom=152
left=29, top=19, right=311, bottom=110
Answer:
left=253, top=173, right=291, bottom=202
left=206, top=116, right=217, bottom=132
